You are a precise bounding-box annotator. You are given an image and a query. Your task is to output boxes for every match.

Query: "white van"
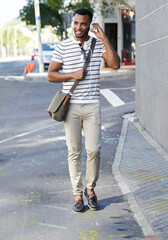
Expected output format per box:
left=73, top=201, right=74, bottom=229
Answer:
left=42, top=42, right=60, bottom=69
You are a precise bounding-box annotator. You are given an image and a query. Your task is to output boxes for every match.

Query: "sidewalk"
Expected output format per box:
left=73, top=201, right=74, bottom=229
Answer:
left=113, top=113, right=168, bottom=240
left=24, top=66, right=135, bottom=81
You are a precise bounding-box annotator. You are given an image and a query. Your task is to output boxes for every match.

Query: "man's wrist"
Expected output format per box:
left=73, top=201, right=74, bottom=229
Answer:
left=101, top=35, right=109, bottom=43
left=71, top=72, right=75, bottom=79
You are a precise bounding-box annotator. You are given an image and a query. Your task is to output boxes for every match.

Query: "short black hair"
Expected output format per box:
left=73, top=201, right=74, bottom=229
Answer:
left=74, top=8, right=93, bottom=22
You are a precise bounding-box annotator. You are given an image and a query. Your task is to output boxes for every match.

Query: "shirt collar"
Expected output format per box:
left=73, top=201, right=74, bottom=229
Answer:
left=71, top=36, right=93, bottom=46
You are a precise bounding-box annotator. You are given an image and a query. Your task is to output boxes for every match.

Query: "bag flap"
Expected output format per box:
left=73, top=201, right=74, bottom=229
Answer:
left=48, top=91, right=67, bottom=113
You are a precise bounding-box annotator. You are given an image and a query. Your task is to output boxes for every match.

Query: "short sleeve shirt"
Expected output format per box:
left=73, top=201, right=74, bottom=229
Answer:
left=52, top=36, right=106, bottom=103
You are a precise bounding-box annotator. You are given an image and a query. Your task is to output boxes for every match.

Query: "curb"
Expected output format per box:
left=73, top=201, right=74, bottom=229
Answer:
left=24, top=72, right=48, bottom=81
left=23, top=71, right=135, bottom=81
left=112, top=114, right=159, bottom=240
left=100, top=71, right=135, bottom=80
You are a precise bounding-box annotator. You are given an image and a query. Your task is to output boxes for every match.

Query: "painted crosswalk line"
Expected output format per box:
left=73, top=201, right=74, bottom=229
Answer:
left=100, top=89, right=125, bottom=107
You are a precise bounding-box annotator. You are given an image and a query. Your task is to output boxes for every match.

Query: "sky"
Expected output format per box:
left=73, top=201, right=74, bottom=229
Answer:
left=0, top=0, right=27, bottom=27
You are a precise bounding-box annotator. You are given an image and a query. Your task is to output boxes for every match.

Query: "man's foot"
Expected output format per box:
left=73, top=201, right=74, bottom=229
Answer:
left=72, top=196, right=84, bottom=213
left=84, top=188, right=98, bottom=210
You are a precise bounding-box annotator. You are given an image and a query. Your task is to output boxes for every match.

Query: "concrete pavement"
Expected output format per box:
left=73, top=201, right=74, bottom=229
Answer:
left=113, top=113, right=168, bottom=240
left=0, top=71, right=144, bottom=240
left=24, top=66, right=168, bottom=239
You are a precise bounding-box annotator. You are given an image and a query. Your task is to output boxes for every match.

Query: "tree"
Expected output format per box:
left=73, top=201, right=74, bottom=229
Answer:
left=73, top=0, right=94, bottom=12
left=17, top=30, right=31, bottom=49
left=20, top=0, right=61, bottom=28
left=2, top=21, right=32, bottom=57
left=49, top=0, right=94, bottom=13
left=46, top=0, right=64, bottom=10
left=20, top=0, right=94, bottom=39
left=93, top=0, right=134, bottom=17
left=19, top=0, right=134, bottom=40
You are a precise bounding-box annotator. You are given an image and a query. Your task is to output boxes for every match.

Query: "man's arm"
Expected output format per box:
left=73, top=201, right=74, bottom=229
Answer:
left=91, top=23, right=120, bottom=69
left=48, top=61, right=87, bottom=83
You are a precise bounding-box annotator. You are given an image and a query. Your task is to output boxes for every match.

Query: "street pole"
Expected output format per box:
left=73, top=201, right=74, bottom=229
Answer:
left=34, top=0, right=44, bottom=73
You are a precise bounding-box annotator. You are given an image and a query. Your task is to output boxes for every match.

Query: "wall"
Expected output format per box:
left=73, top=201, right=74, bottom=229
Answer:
left=136, top=0, right=168, bottom=152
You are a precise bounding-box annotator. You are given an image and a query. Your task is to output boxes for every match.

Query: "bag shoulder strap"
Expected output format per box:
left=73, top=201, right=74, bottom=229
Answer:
left=69, top=38, right=96, bottom=94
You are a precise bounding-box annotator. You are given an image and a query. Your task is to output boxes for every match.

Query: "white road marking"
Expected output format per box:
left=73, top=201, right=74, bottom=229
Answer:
left=100, top=89, right=125, bottom=107
left=0, top=88, right=133, bottom=144
left=38, top=223, right=67, bottom=229
left=44, top=205, right=68, bottom=211
left=0, top=132, right=32, bottom=144
left=0, top=123, right=61, bottom=144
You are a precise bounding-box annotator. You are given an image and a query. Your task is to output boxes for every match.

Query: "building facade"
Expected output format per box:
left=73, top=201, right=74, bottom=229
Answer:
left=94, top=0, right=135, bottom=66
left=136, top=0, right=168, bottom=152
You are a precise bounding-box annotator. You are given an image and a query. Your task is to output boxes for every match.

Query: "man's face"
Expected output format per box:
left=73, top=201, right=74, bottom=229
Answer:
left=73, top=14, right=91, bottom=39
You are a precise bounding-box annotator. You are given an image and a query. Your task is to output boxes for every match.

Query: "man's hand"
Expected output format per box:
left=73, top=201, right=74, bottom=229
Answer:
left=91, top=23, right=106, bottom=40
left=48, top=62, right=87, bottom=83
left=90, top=22, right=120, bottom=70
left=73, top=69, right=87, bottom=80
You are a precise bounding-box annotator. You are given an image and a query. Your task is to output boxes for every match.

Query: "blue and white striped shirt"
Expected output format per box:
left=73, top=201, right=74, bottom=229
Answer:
left=52, top=36, right=106, bottom=103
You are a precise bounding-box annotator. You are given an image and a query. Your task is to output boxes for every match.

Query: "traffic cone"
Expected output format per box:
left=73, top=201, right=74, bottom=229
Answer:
left=27, top=63, right=31, bottom=73
left=30, top=64, right=34, bottom=72
left=24, top=66, right=27, bottom=74
left=31, top=63, right=34, bottom=71
left=33, top=61, right=36, bottom=69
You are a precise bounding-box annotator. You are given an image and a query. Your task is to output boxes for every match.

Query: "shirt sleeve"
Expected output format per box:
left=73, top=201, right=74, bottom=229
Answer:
left=96, top=38, right=106, bottom=56
left=102, top=41, right=106, bottom=55
left=52, top=43, right=63, bottom=63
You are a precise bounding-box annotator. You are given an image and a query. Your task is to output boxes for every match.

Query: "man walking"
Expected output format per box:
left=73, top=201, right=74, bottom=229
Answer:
left=48, top=8, right=120, bottom=212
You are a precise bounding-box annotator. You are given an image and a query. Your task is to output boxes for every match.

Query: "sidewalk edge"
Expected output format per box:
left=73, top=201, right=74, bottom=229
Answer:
left=23, top=71, right=135, bottom=81
left=134, top=122, right=168, bottom=163
left=112, top=116, right=156, bottom=238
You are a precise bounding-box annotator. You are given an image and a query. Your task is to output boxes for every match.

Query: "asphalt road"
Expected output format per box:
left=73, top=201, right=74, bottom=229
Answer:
left=0, top=60, right=145, bottom=240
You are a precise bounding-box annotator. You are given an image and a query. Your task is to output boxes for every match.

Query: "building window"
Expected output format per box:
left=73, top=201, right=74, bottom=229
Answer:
left=105, top=23, right=118, bottom=67
left=121, top=9, right=135, bottom=65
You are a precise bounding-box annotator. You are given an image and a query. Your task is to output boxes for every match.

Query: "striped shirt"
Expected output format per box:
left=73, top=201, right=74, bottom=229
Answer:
left=52, top=36, right=106, bottom=103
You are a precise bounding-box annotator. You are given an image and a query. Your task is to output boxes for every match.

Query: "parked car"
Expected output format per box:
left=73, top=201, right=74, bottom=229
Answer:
left=42, top=41, right=60, bottom=69
left=31, top=48, right=38, bottom=60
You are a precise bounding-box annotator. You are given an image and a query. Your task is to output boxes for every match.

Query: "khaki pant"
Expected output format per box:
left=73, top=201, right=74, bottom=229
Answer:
left=64, top=103, right=101, bottom=195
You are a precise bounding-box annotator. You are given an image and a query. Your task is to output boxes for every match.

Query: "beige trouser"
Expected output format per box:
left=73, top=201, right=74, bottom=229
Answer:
left=64, top=103, right=101, bottom=195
